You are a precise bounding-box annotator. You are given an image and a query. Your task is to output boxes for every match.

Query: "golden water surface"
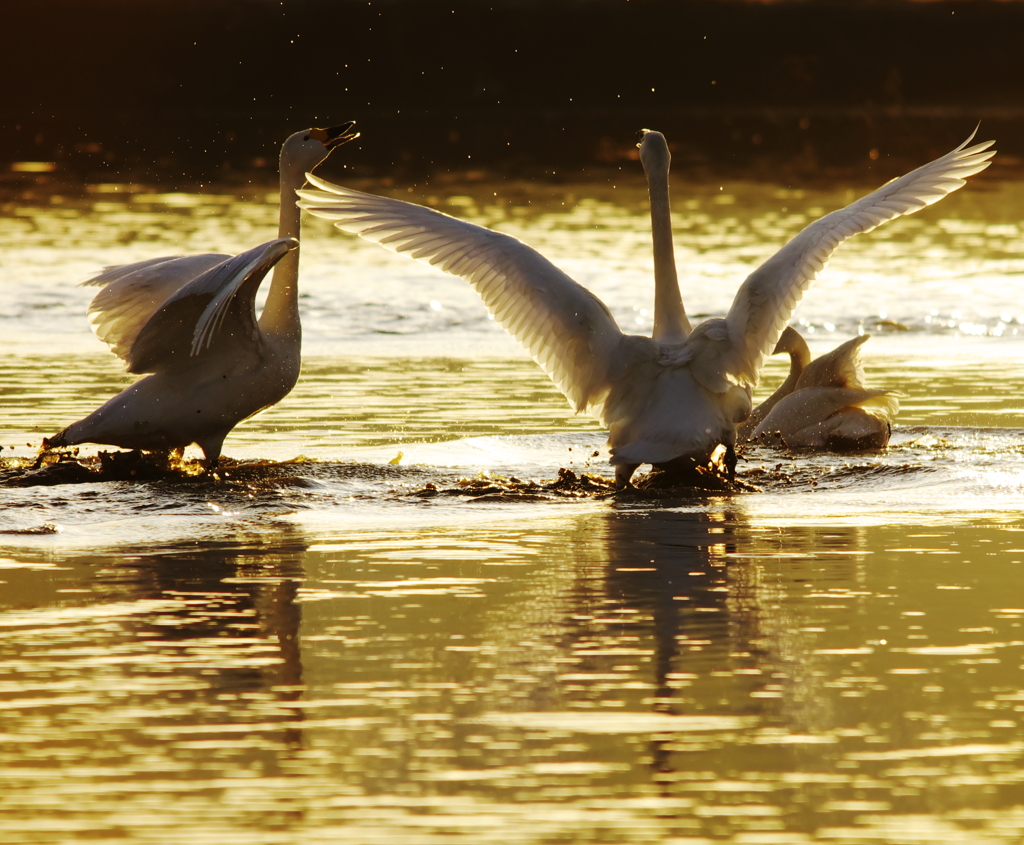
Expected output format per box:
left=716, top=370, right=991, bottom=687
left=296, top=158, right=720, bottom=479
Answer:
left=2, top=168, right=1024, bottom=843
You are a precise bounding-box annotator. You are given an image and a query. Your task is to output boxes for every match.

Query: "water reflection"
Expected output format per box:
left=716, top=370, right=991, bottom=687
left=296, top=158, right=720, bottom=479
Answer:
left=0, top=530, right=313, bottom=833
left=3, top=503, right=1024, bottom=841
left=599, top=506, right=737, bottom=707
left=92, top=537, right=308, bottom=692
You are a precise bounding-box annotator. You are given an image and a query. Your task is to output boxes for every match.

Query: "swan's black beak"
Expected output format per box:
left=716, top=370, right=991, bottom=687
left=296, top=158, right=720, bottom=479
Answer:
left=636, top=128, right=652, bottom=149
left=307, top=121, right=360, bottom=148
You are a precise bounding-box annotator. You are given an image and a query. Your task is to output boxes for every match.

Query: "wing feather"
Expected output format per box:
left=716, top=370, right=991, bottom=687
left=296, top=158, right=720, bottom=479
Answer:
left=84, top=253, right=230, bottom=363
left=753, top=386, right=899, bottom=438
left=724, top=132, right=995, bottom=386
left=797, top=334, right=870, bottom=389
left=126, top=238, right=296, bottom=374
left=298, top=177, right=625, bottom=415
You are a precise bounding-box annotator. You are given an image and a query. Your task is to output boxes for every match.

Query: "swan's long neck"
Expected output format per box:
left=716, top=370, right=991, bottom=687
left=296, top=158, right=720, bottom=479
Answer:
left=738, top=328, right=811, bottom=440
left=646, top=161, right=690, bottom=344
left=777, top=341, right=810, bottom=398
left=760, top=330, right=811, bottom=413
left=258, top=150, right=306, bottom=340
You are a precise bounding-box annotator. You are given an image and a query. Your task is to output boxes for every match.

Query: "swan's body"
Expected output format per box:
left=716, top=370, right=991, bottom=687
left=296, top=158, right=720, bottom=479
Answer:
left=297, top=130, right=993, bottom=484
left=45, top=123, right=357, bottom=467
left=745, top=326, right=898, bottom=450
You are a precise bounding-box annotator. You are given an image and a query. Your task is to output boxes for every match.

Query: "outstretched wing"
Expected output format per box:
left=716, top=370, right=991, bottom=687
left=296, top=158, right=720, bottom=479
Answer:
left=84, top=253, right=230, bottom=362
left=297, top=177, right=625, bottom=415
left=724, top=131, right=995, bottom=387
left=126, top=238, right=297, bottom=374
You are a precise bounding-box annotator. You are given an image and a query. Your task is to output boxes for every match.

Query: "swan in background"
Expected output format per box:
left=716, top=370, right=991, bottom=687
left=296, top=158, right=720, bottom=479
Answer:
left=44, top=122, right=359, bottom=469
left=744, top=326, right=898, bottom=450
left=739, top=325, right=881, bottom=439
left=297, top=130, right=993, bottom=485
left=737, top=325, right=813, bottom=440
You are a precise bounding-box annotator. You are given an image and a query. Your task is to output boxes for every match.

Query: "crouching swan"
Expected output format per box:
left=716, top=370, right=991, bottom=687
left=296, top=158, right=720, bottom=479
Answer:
left=741, top=326, right=898, bottom=450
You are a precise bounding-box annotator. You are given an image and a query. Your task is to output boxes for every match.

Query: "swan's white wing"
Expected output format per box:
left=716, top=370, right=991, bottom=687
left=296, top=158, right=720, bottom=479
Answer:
left=297, top=177, right=625, bottom=415
left=724, top=132, right=995, bottom=386
left=798, top=334, right=870, bottom=389
left=858, top=390, right=901, bottom=423
left=752, top=386, right=898, bottom=438
left=126, top=238, right=296, bottom=375
left=84, top=253, right=231, bottom=363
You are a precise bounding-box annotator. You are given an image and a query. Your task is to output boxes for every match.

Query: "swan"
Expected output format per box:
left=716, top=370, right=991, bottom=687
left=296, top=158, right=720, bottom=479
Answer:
left=744, top=326, right=898, bottom=450
left=44, top=122, right=359, bottom=469
left=296, top=130, right=993, bottom=485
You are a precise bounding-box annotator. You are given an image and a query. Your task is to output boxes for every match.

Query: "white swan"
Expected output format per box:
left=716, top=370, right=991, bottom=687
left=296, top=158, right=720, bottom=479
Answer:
left=297, top=130, right=993, bottom=485
left=745, top=326, right=898, bottom=450
left=44, top=122, right=358, bottom=468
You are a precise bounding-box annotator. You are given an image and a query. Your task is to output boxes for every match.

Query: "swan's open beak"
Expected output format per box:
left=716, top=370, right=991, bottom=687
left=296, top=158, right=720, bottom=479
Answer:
left=307, top=121, right=360, bottom=149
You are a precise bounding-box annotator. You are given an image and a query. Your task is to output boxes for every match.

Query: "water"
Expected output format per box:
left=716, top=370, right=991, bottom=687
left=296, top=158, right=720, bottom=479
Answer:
left=2, top=165, right=1024, bottom=843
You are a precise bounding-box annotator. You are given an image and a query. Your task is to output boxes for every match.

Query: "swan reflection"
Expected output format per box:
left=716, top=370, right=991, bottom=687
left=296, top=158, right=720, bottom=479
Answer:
left=65, top=533, right=310, bottom=749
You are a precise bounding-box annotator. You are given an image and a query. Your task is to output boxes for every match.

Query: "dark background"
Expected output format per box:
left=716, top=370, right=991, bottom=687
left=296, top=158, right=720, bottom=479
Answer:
left=3, top=0, right=1022, bottom=186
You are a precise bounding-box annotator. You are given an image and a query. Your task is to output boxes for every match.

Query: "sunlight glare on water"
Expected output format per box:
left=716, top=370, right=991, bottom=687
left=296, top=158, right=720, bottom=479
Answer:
left=3, top=169, right=1024, bottom=843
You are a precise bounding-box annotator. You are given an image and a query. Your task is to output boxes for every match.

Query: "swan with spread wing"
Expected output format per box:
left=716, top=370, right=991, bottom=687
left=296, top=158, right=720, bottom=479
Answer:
left=298, top=130, right=993, bottom=485
left=45, top=122, right=358, bottom=468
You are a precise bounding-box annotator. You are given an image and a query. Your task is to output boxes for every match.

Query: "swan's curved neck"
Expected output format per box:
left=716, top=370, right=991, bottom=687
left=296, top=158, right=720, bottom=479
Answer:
left=778, top=339, right=811, bottom=396
left=646, top=162, right=690, bottom=343
left=740, top=330, right=812, bottom=440
left=258, top=151, right=306, bottom=339
left=760, top=333, right=811, bottom=414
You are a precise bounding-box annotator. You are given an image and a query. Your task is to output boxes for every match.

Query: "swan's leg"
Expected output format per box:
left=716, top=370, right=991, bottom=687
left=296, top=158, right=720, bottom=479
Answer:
left=724, top=444, right=737, bottom=482
left=614, top=463, right=639, bottom=488
left=197, top=433, right=228, bottom=475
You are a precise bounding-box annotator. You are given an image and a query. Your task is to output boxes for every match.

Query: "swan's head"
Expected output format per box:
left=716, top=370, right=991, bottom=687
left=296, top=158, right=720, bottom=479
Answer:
left=771, top=325, right=812, bottom=376
left=637, top=129, right=671, bottom=178
left=281, top=121, right=360, bottom=174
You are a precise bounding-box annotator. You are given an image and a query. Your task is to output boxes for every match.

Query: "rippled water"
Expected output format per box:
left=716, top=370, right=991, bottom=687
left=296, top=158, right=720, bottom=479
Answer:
left=2, top=167, right=1024, bottom=843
